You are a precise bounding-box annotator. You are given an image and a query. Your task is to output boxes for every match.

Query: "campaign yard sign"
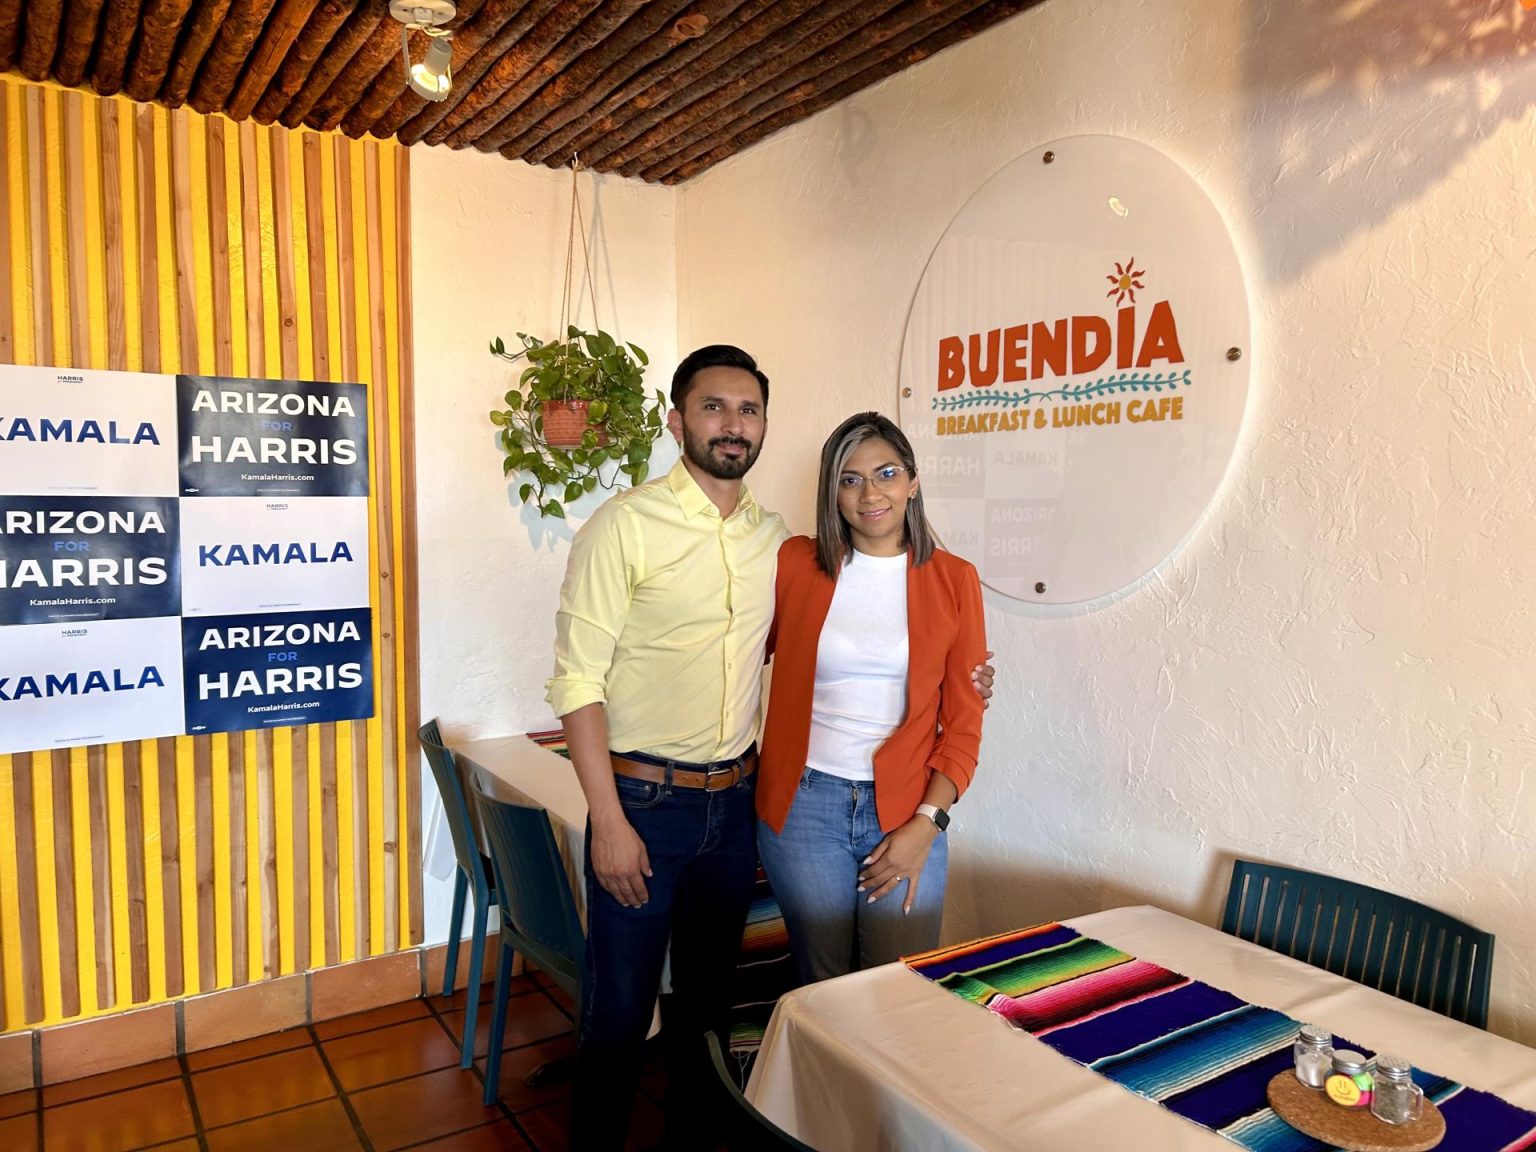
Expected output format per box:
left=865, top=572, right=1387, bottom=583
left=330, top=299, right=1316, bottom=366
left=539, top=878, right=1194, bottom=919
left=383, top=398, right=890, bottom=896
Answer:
left=0, top=366, right=375, bottom=755
left=182, top=608, right=373, bottom=735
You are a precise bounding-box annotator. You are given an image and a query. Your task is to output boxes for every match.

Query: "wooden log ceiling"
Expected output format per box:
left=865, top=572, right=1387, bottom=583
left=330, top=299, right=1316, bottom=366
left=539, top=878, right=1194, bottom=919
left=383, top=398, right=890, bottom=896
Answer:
left=0, top=0, right=1044, bottom=183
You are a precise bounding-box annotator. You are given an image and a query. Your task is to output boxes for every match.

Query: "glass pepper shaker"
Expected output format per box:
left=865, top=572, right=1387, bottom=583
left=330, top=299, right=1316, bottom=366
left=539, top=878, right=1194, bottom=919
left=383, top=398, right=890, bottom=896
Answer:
left=1293, top=1024, right=1333, bottom=1088
left=1371, top=1055, right=1425, bottom=1125
left=1324, top=1050, right=1375, bottom=1108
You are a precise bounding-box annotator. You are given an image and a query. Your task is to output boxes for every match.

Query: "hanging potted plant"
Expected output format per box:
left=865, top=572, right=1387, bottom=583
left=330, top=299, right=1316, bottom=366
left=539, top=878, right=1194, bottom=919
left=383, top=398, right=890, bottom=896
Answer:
left=488, top=326, right=665, bottom=519
left=486, top=157, right=667, bottom=519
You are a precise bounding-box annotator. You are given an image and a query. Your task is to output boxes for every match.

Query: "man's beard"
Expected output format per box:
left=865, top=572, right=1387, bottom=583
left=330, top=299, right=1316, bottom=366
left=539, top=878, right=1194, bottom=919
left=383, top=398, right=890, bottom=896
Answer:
left=681, top=425, right=761, bottom=480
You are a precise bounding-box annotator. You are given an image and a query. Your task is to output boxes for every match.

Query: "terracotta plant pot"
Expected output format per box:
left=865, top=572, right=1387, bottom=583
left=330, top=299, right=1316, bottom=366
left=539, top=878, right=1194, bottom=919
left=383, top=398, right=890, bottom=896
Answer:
left=541, top=399, right=609, bottom=447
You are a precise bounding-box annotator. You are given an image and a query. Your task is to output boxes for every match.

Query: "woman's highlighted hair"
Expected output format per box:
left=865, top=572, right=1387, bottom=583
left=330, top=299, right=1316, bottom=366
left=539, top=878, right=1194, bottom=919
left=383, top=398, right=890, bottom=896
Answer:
left=815, top=411, right=936, bottom=577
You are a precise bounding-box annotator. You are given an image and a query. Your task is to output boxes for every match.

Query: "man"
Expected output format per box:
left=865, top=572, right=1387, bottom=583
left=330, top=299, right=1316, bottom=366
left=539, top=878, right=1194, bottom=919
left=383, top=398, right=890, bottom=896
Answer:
left=549, top=344, right=780, bottom=1151
left=548, top=345, right=990, bottom=1149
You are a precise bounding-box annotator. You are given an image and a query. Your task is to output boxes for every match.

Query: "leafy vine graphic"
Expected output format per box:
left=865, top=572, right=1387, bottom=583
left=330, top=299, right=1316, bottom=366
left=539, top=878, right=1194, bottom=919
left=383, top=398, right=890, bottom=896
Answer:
left=929, top=369, right=1193, bottom=412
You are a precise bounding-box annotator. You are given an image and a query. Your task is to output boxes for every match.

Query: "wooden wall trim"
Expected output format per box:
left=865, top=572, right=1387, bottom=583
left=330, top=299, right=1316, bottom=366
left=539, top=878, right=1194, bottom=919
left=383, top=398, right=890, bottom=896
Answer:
left=0, top=73, right=420, bottom=1033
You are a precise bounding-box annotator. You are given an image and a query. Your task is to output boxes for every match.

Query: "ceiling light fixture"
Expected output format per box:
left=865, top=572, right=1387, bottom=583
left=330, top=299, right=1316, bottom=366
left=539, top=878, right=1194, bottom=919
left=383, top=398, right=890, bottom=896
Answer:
left=390, top=0, right=457, bottom=102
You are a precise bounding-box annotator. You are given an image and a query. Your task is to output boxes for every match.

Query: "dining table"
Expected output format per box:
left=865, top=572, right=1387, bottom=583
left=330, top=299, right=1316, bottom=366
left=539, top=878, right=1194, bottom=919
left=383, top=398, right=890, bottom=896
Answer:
left=745, top=904, right=1536, bottom=1151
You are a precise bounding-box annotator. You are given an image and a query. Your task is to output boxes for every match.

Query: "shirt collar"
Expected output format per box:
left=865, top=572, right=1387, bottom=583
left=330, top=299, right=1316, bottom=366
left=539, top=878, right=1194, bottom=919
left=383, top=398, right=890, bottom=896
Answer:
left=666, top=457, right=760, bottom=524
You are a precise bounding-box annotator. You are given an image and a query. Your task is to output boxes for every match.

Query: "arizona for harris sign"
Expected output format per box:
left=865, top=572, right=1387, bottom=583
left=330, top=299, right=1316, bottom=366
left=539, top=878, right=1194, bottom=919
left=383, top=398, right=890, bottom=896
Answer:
left=898, top=136, right=1251, bottom=605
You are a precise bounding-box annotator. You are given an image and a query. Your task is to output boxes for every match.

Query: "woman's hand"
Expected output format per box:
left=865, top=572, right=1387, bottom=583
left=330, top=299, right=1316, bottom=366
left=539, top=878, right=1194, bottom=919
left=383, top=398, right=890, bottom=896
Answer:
left=859, top=815, right=941, bottom=914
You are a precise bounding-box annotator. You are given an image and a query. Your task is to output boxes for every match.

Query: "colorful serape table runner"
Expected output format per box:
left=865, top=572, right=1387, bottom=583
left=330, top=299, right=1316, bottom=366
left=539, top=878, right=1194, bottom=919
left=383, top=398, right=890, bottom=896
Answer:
left=525, top=730, right=796, bottom=1076
left=907, top=922, right=1536, bottom=1152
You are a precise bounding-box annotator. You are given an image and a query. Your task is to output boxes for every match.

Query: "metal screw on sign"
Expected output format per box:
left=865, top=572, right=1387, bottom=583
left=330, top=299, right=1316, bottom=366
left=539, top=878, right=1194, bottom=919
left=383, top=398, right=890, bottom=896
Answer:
left=902, top=387, right=912, bottom=398
left=1042, top=151, right=1055, bottom=164
left=1034, top=581, right=1047, bottom=594
left=1226, top=347, right=1243, bottom=361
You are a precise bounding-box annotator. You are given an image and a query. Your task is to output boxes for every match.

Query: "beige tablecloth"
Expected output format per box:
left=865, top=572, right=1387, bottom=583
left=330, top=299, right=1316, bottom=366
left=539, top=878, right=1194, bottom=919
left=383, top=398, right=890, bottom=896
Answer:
left=745, top=904, right=1536, bottom=1152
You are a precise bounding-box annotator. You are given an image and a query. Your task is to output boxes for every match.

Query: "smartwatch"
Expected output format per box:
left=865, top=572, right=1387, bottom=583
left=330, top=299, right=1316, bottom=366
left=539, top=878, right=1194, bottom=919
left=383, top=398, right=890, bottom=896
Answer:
left=915, top=803, right=950, bottom=832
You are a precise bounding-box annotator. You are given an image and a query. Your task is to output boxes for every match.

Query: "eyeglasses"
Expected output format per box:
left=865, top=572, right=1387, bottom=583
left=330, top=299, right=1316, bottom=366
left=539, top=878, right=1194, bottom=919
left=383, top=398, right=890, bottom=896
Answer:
left=838, top=465, right=910, bottom=491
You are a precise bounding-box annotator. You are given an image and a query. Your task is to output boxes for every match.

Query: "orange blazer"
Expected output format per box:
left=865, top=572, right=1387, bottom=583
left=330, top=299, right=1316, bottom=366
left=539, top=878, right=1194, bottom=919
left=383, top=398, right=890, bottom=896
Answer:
left=758, top=535, right=987, bottom=834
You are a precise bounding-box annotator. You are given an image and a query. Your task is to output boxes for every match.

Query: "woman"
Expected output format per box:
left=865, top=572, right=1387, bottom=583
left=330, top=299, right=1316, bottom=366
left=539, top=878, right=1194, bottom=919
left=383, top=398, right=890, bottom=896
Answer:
left=757, top=411, right=986, bottom=983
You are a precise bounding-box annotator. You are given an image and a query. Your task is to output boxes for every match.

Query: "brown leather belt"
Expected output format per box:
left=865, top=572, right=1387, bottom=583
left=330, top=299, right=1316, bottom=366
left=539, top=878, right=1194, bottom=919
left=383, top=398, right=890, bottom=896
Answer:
left=611, top=751, right=758, bottom=792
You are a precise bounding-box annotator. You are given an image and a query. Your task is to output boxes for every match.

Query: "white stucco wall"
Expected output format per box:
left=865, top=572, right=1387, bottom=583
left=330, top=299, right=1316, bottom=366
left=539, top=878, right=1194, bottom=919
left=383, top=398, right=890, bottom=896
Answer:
left=410, top=147, right=677, bottom=943
left=675, top=0, right=1536, bottom=1040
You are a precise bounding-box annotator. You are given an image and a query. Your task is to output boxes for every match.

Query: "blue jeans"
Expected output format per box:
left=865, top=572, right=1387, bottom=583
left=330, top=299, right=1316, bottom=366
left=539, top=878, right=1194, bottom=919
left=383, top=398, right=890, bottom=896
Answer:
left=570, top=768, right=757, bottom=1152
left=758, top=767, right=948, bottom=984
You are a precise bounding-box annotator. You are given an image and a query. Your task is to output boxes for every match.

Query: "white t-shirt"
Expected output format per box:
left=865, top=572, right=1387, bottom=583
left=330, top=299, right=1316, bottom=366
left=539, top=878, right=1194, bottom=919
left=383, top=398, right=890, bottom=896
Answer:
left=804, top=549, right=910, bottom=781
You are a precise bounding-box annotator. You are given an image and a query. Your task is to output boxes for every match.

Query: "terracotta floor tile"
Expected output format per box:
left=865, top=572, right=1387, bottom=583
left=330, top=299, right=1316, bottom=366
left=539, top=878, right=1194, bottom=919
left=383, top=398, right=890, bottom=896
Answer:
left=42, top=1079, right=194, bottom=1152
left=0, top=1113, right=38, bottom=1152
left=42, top=1056, right=182, bottom=1107
left=323, top=1017, right=462, bottom=1092
left=543, top=985, right=576, bottom=1018
left=0, top=1088, right=37, bottom=1119
left=194, top=1045, right=335, bottom=1129
left=185, top=1027, right=310, bottom=1072
left=476, top=1035, right=576, bottom=1114
left=313, top=998, right=430, bottom=1041
left=407, top=1118, right=534, bottom=1150
left=440, top=995, right=572, bottom=1060
left=143, top=1142, right=201, bottom=1151
left=350, top=1066, right=501, bottom=1151
left=204, top=1097, right=362, bottom=1152
left=438, top=979, right=509, bottom=1013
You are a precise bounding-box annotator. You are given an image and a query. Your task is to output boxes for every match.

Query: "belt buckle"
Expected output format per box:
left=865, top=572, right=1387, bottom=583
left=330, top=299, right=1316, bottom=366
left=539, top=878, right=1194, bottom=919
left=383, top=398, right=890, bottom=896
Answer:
left=705, top=764, right=738, bottom=792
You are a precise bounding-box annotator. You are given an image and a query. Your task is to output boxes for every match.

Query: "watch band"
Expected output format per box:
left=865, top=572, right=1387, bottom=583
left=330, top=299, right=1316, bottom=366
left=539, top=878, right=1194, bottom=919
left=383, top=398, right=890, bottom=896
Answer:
left=916, top=803, right=950, bottom=832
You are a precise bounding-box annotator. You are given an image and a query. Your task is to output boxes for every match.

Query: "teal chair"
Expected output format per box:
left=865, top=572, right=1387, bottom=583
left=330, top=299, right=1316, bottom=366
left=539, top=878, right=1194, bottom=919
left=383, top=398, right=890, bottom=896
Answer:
left=705, top=1031, right=816, bottom=1151
left=474, top=787, right=584, bottom=1106
left=419, top=720, right=497, bottom=1067
left=1221, top=859, right=1495, bottom=1028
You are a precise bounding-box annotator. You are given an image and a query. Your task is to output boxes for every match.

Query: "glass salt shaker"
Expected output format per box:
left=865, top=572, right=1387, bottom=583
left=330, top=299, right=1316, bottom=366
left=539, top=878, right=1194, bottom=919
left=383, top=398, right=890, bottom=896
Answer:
left=1371, top=1055, right=1425, bottom=1125
left=1293, top=1024, right=1333, bottom=1088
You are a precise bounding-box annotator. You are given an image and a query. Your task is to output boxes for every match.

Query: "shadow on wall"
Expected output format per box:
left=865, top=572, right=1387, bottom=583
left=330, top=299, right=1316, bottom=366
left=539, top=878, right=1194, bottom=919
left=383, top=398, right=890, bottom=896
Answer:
left=1244, top=0, right=1536, bottom=285
left=944, top=851, right=1236, bottom=945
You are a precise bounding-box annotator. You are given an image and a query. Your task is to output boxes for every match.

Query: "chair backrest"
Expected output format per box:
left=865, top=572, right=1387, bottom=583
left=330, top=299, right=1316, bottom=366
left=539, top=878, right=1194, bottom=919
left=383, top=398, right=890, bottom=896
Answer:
left=705, top=1031, right=816, bottom=1152
left=419, top=719, right=488, bottom=889
left=474, top=787, right=585, bottom=995
left=1221, top=859, right=1495, bottom=1028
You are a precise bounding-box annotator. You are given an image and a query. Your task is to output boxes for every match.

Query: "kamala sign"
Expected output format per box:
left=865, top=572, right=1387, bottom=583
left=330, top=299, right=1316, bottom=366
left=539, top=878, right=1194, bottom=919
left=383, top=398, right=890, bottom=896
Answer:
left=0, top=366, right=375, bottom=754
left=898, top=135, right=1251, bottom=605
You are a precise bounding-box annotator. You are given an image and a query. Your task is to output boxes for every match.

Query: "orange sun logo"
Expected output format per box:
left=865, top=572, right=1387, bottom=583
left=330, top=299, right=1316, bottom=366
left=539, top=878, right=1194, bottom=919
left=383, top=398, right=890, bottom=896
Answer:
left=1106, top=259, right=1145, bottom=306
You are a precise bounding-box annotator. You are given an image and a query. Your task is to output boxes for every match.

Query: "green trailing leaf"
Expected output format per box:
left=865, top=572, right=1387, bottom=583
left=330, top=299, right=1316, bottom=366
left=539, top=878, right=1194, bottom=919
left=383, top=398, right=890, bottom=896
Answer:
left=542, top=501, right=566, bottom=519
left=565, top=482, right=584, bottom=504
left=489, top=410, right=507, bottom=426
left=630, top=343, right=649, bottom=366
left=519, top=483, right=533, bottom=503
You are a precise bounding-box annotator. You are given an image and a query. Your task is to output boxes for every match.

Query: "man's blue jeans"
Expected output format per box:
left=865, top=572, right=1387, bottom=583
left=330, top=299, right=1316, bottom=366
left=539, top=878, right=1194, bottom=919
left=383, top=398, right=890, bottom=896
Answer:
left=570, top=768, right=757, bottom=1151
left=757, top=767, right=948, bottom=984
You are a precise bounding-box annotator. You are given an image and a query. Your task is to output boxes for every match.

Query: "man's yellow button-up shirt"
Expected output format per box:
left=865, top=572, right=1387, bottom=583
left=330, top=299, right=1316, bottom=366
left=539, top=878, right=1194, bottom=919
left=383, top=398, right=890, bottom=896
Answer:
left=546, top=458, right=788, bottom=763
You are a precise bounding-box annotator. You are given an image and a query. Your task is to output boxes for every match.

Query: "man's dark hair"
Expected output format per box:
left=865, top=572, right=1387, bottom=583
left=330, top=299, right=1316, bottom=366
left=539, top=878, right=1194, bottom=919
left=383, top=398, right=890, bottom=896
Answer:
left=670, top=345, right=770, bottom=410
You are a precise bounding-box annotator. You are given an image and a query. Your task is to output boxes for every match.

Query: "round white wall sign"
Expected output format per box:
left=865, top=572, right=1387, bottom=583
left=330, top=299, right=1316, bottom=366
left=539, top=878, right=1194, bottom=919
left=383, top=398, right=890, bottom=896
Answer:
left=898, top=135, right=1250, bottom=604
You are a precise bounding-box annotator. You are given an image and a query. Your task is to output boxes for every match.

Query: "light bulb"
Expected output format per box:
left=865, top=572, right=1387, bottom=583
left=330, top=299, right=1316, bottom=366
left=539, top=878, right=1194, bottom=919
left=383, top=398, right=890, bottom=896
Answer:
left=404, top=31, right=453, bottom=101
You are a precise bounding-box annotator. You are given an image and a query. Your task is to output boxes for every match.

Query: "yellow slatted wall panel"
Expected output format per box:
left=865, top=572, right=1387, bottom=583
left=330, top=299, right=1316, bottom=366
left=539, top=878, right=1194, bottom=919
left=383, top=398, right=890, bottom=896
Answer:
left=0, top=74, right=421, bottom=1031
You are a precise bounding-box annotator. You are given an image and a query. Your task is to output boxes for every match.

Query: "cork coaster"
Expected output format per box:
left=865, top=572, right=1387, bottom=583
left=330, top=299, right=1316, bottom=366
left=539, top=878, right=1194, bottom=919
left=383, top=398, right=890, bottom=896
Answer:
left=1268, top=1072, right=1446, bottom=1151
